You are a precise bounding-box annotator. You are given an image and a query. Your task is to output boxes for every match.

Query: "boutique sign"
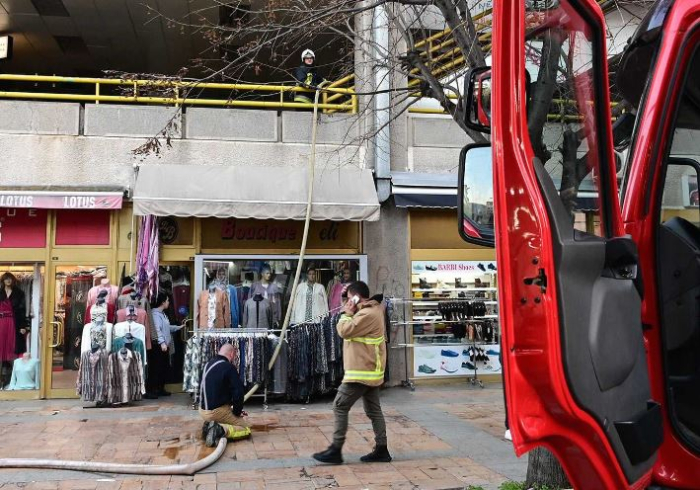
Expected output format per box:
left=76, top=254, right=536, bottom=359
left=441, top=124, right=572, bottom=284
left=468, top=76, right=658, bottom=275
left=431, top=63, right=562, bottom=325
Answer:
left=0, top=192, right=123, bottom=210
left=201, top=218, right=358, bottom=250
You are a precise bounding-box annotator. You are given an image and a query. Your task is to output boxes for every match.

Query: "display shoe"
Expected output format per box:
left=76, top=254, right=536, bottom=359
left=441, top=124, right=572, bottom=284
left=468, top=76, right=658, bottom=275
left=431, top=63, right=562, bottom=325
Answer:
left=486, top=349, right=499, bottom=356
left=418, top=364, right=437, bottom=374
left=312, top=445, right=344, bottom=465
left=455, top=278, right=463, bottom=288
left=360, top=445, right=392, bottom=463
left=440, top=349, right=459, bottom=358
left=205, top=422, right=226, bottom=448
left=440, top=361, right=458, bottom=374
left=462, top=360, right=476, bottom=370
left=477, top=263, right=486, bottom=272
left=488, top=263, right=497, bottom=271
left=419, top=278, right=431, bottom=289
left=426, top=265, right=437, bottom=271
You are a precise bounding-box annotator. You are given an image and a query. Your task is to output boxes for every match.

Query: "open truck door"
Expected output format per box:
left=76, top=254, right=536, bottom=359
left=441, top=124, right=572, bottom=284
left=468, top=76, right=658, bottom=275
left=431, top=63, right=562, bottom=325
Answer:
left=459, top=1, right=664, bottom=488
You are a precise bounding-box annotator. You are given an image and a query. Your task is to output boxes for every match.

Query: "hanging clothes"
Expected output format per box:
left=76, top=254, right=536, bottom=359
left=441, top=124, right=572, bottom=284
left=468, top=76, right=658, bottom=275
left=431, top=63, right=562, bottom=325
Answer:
left=86, top=284, right=119, bottom=309
left=0, top=286, right=28, bottom=357
left=80, top=322, right=114, bottom=354
left=172, top=284, right=191, bottom=324
left=290, top=282, right=329, bottom=325
left=197, top=290, right=231, bottom=329
left=76, top=348, right=108, bottom=402
left=115, top=309, right=152, bottom=350
left=182, top=336, right=202, bottom=395
left=112, top=336, right=146, bottom=373
left=0, top=299, right=16, bottom=362
left=250, top=282, right=282, bottom=325
left=113, top=321, right=148, bottom=363
left=226, top=285, right=240, bottom=328
left=242, top=296, right=273, bottom=329
left=85, top=302, right=116, bottom=324
left=8, top=357, right=40, bottom=390
left=65, top=275, right=92, bottom=370
left=106, top=348, right=145, bottom=404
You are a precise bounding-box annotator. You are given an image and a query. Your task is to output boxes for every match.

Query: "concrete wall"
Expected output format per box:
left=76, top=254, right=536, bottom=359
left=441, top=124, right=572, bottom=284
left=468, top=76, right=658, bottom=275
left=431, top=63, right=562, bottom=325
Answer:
left=0, top=101, right=467, bottom=187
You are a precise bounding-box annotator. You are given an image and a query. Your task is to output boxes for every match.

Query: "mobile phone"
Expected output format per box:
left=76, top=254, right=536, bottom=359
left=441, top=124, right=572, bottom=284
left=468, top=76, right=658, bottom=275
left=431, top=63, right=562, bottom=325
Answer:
left=351, top=295, right=360, bottom=305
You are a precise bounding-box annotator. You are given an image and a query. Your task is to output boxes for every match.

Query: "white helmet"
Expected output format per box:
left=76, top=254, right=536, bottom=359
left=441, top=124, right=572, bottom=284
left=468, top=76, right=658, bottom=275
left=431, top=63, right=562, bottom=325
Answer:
left=301, top=49, right=315, bottom=61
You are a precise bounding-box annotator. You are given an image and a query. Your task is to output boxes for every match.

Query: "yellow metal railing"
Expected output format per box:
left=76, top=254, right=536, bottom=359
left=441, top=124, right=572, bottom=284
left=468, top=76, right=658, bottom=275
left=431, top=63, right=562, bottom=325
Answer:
left=0, top=74, right=358, bottom=113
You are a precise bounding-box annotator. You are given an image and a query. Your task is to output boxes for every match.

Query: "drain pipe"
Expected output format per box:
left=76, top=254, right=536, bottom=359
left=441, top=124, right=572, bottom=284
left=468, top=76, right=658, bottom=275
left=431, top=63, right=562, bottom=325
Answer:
left=373, top=4, right=392, bottom=203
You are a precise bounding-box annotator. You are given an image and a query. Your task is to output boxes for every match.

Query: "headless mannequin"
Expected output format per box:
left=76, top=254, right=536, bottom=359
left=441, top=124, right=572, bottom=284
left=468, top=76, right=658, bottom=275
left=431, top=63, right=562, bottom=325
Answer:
left=114, top=306, right=147, bottom=366
left=82, top=294, right=113, bottom=354
left=253, top=268, right=281, bottom=326
left=8, top=352, right=39, bottom=390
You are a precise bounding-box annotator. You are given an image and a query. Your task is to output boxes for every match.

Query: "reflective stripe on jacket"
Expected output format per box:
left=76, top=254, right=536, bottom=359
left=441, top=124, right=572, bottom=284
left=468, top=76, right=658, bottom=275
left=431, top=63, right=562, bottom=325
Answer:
left=337, top=298, right=387, bottom=387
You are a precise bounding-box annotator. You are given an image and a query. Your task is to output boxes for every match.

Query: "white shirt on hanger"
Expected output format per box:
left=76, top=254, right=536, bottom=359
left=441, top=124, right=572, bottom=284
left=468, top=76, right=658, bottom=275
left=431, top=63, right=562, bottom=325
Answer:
left=113, top=321, right=148, bottom=365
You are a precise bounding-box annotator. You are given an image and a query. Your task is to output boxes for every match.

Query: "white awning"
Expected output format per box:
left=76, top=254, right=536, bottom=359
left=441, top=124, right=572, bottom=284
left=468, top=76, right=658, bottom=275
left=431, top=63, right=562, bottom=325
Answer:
left=133, top=164, right=380, bottom=221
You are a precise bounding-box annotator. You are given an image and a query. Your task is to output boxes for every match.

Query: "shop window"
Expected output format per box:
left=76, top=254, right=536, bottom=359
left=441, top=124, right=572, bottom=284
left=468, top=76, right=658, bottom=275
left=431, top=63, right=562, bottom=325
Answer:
left=410, top=260, right=500, bottom=378
left=194, top=256, right=366, bottom=330
left=55, top=210, right=111, bottom=246
left=0, top=264, right=44, bottom=392
left=0, top=209, right=47, bottom=248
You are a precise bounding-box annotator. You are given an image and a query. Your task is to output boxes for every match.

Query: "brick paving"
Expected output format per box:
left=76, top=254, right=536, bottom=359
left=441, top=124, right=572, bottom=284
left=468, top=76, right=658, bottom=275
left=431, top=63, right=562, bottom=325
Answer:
left=0, top=384, right=525, bottom=489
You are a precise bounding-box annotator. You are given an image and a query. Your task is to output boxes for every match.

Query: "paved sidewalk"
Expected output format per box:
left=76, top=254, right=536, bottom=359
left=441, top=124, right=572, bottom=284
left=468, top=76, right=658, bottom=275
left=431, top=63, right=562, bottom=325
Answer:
left=0, top=383, right=526, bottom=489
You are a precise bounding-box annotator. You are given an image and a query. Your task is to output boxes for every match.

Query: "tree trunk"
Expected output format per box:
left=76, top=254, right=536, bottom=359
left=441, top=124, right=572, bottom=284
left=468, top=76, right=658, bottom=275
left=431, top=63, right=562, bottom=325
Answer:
left=525, top=447, right=571, bottom=489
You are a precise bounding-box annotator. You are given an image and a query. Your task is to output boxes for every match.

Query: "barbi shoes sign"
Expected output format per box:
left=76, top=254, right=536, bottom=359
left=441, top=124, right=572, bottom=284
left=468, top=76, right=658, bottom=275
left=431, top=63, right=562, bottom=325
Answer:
left=0, top=36, right=12, bottom=60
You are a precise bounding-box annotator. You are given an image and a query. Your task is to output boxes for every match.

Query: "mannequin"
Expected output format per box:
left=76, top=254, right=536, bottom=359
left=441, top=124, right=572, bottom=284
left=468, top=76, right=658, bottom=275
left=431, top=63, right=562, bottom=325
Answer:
left=113, top=306, right=147, bottom=368
left=87, top=277, right=119, bottom=308
left=243, top=293, right=273, bottom=329
left=251, top=267, right=281, bottom=326
left=8, top=352, right=39, bottom=390
left=197, top=283, right=231, bottom=329
left=0, top=273, right=28, bottom=387
left=81, top=298, right=114, bottom=354
left=291, top=267, right=329, bottom=324
left=328, top=268, right=353, bottom=311
left=107, top=333, right=145, bottom=404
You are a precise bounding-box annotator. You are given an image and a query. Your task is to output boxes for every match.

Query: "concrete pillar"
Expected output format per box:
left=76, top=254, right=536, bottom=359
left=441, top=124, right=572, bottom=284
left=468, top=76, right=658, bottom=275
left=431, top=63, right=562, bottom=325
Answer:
left=364, top=201, right=411, bottom=386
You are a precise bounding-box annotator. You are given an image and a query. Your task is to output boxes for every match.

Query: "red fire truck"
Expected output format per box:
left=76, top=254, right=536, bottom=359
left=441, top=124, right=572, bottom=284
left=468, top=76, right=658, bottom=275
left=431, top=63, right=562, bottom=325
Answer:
left=458, top=1, right=700, bottom=488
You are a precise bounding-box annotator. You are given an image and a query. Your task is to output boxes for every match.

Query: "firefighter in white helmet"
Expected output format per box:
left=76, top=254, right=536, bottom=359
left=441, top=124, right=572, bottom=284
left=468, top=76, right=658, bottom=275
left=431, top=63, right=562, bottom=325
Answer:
left=293, top=48, right=326, bottom=104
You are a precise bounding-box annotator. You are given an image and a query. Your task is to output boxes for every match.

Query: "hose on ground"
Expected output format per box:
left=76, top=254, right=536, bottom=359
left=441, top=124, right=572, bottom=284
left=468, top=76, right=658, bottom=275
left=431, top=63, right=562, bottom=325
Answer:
left=0, top=436, right=227, bottom=475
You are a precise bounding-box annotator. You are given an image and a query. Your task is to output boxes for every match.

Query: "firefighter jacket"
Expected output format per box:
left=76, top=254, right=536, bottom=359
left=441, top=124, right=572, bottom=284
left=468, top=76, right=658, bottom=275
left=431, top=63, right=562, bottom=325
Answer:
left=336, top=296, right=387, bottom=387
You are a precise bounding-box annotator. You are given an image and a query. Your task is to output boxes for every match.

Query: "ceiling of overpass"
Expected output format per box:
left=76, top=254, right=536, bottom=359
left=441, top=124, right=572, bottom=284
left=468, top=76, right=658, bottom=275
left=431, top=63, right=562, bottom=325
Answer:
left=0, top=0, right=348, bottom=81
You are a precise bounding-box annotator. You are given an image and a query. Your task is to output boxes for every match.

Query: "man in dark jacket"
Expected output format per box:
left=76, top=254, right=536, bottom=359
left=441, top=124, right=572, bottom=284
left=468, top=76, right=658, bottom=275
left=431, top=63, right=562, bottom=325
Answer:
left=199, top=344, right=251, bottom=447
left=293, top=48, right=326, bottom=104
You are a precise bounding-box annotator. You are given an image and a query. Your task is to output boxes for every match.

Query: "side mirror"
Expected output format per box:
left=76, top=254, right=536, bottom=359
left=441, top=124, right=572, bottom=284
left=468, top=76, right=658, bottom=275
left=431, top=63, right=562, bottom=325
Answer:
left=465, top=67, right=492, bottom=133
left=458, top=144, right=495, bottom=248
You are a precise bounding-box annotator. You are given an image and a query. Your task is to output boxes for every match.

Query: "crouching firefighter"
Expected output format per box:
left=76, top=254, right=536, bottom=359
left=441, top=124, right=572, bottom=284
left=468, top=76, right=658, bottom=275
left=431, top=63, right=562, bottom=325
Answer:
left=200, top=343, right=252, bottom=447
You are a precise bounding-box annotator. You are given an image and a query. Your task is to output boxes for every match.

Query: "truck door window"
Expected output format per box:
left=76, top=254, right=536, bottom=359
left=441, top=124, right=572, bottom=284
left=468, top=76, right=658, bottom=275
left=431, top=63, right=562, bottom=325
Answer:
left=525, top=4, right=613, bottom=237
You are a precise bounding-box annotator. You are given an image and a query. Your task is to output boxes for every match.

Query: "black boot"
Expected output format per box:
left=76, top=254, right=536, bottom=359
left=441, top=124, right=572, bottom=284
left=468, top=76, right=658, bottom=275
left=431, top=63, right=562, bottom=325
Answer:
left=360, top=445, right=392, bottom=463
left=312, top=445, right=343, bottom=464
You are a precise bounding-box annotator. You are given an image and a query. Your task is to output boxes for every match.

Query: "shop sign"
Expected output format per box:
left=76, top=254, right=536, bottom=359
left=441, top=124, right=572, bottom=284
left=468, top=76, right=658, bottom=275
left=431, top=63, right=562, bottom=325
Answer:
left=158, top=217, right=180, bottom=245
left=0, top=192, right=123, bottom=210
left=201, top=218, right=359, bottom=250
left=0, top=209, right=47, bottom=248
left=412, top=261, right=496, bottom=273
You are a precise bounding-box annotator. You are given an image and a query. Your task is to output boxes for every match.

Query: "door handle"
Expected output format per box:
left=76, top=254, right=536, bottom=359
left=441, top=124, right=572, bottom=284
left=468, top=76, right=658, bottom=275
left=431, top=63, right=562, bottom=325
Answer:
left=604, top=236, right=644, bottom=298
left=50, top=321, right=61, bottom=348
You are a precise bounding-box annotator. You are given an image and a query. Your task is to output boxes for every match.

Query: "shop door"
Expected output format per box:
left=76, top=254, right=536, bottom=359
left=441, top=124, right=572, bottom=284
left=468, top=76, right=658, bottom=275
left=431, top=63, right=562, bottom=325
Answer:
left=47, top=264, right=110, bottom=398
left=0, top=263, right=44, bottom=399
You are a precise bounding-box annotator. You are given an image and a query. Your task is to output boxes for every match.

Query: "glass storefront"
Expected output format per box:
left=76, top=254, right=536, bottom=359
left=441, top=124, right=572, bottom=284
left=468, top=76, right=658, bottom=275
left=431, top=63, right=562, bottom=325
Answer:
left=193, top=255, right=368, bottom=331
